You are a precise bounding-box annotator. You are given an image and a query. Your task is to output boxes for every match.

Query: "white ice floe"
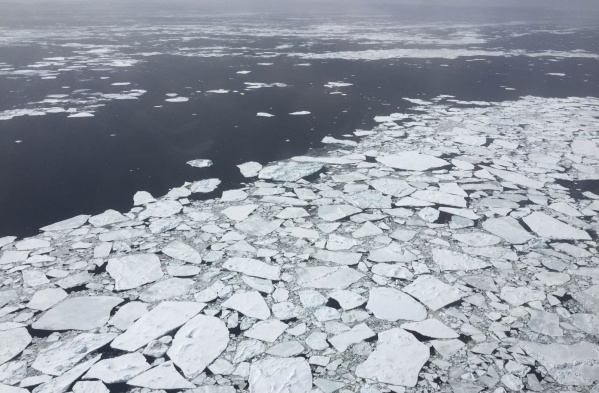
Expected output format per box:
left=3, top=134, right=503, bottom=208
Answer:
left=187, top=159, right=213, bottom=168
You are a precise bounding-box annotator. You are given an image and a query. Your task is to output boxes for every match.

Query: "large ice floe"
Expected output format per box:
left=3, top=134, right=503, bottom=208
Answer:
left=1, top=94, right=599, bottom=392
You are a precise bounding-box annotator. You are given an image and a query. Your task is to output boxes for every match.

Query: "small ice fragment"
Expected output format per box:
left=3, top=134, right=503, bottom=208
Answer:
left=290, top=111, right=311, bottom=115
left=257, top=112, right=275, bottom=117
left=206, top=89, right=230, bottom=94
left=325, top=81, right=353, bottom=88
left=67, top=112, right=94, bottom=118
left=165, top=97, right=188, bottom=102
left=186, top=159, right=213, bottom=168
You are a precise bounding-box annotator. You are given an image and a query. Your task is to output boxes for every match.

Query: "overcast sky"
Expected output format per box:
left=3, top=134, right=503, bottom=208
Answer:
left=4, top=0, right=599, bottom=18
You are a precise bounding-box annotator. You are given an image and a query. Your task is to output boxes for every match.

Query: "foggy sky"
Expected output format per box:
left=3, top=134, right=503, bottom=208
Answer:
left=3, top=0, right=599, bottom=21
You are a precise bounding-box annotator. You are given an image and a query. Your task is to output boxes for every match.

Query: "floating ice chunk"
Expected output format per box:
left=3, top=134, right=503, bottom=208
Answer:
left=34, top=355, right=101, bottom=393
left=290, top=111, right=311, bottom=115
left=238, top=161, right=263, bottom=177
left=257, top=112, right=275, bottom=117
left=27, top=288, right=68, bottom=311
left=402, top=319, right=459, bottom=339
left=519, top=340, right=599, bottom=386
left=111, top=302, right=205, bottom=351
left=139, top=278, right=193, bottom=302
left=343, top=190, right=391, bottom=209
left=126, top=361, right=195, bottom=390
left=296, top=266, right=364, bottom=289
left=411, top=190, right=467, bottom=208
left=222, top=204, right=258, bottom=221
left=107, top=254, right=163, bottom=291
left=481, top=166, right=544, bottom=189
left=0, top=250, right=29, bottom=265
left=138, top=200, right=182, bottom=220
left=237, top=70, right=251, bottom=74
left=0, top=236, right=16, bottom=248
left=162, top=241, right=202, bottom=264
left=500, top=286, right=545, bottom=306
left=89, top=209, right=128, bottom=227
left=546, top=72, right=566, bottom=76
left=482, top=216, right=534, bottom=244
left=244, top=320, right=288, bottom=342
left=32, top=296, right=123, bottom=331
left=0, top=327, right=31, bottom=367
left=187, top=159, right=213, bottom=168
left=84, top=352, right=150, bottom=384
left=259, top=162, right=323, bottom=182
left=133, top=191, right=156, bottom=205
left=366, top=287, right=427, bottom=322
left=108, top=301, right=148, bottom=330
left=374, top=113, right=409, bottom=122
left=454, top=135, right=486, bottom=146
left=276, top=207, right=309, bottom=219
left=98, top=228, right=145, bottom=242
left=206, top=89, right=230, bottom=93
left=111, top=82, right=130, bottom=86
left=249, top=357, right=312, bottom=393
left=15, top=238, right=50, bottom=250
left=235, top=215, right=282, bottom=236
left=528, top=309, right=563, bottom=337
left=368, top=243, right=417, bottom=263
left=523, top=212, right=591, bottom=240
left=368, top=178, right=415, bottom=198
left=403, top=275, right=464, bottom=311
left=244, top=82, right=287, bottom=89
left=40, top=214, right=90, bottom=231
left=325, top=81, right=353, bottom=88
left=431, top=249, right=490, bottom=271
left=67, top=112, right=94, bottom=118
left=377, top=152, right=449, bottom=171
left=572, top=139, right=599, bottom=158
left=190, top=178, right=221, bottom=193
left=317, top=205, right=361, bottom=221
left=222, top=290, right=270, bottom=320
left=168, top=315, right=229, bottom=379
left=313, top=250, right=361, bottom=266
left=223, top=257, right=281, bottom=280
left=356, top=328, right=429, bottom=387
left=453, top=232, right=501, bottom=246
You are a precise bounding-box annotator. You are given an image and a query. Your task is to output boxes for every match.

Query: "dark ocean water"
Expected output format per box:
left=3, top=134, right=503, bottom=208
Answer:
left=1, top=8, right=598, bottom=238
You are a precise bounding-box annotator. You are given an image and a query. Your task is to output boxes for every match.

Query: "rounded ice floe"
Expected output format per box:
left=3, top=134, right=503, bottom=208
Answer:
left=186, top=159, right=213, bottom=168
left=249, top=357, right=312, bottom=393
left=106, top=253, right=163, bottom=291
left=167, top=315, right=229, bottom=379
left=237, top=161, right=263, bottom=177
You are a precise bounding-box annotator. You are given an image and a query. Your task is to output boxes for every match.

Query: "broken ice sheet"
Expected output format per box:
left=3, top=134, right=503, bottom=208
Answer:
left=402, top=275, right=464, bottom=311
left=356, top=328, right=429, bottom=387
